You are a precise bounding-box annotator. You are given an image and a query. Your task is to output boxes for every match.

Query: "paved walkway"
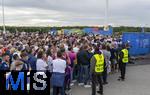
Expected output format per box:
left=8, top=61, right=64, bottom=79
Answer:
left=71, top=64, right=150, bottom=95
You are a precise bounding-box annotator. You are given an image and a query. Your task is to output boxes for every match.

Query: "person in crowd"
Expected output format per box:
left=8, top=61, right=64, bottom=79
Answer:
left=46, top=48, right=53, bottom=77
left=77, top=45, right=91, bottom=88
left=9, top=48, right=16, bottom=65
left=36, top=50, right=48, bottom=71
left=10, top=54, right=20, bottom=70
left=101, top=44, right=111, bottom=85
left=73, top=43, right=80, bottom=53
left=0, top=57, right=2, bottom=64
left=110, top=44, right=117, bottom=73
left=60, top=47, right=73, bottom=93
left=118, top=44, right=129, bottom=81
left=0, top=53, right=10, bottom=70
left=126, top=42, right=134, bottom=64
left=51, top=50, right=66, bottom=95
left=86, top=45, right=94, bottom=85
left=11, top=60, right=24, bottom=71
left=68, top=46, right=77, bottom=84
left=20, top=51, right=31, bottom=71
left=60, top=47, right=71, bottom=65
left=27, top=47, right=37, bottom=70
left=90, top=46, right=105, bottom=95
left=46, top=47, right=53, bottom=89
left=116, top=44, right=122, bottom=72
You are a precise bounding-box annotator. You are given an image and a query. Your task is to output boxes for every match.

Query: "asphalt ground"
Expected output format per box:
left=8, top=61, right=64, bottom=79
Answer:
left=70, top=59, right=150, bottom=95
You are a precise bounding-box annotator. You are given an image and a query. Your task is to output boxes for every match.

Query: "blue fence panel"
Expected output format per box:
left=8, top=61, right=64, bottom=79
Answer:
left=145, top=32, right=150, bottom=53
left=122, top=32, right=139, bottom=56
left=122, top=32, right=150, bottom=56
left=138, top=33, right=150, bottom=55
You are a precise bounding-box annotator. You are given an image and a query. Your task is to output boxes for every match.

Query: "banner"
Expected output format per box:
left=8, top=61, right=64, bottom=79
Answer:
left=83, top=25, right=113, bottom=36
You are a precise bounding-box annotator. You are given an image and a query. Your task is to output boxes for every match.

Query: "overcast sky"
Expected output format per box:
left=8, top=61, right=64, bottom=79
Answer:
left=0, top=0, right=150, bottom=26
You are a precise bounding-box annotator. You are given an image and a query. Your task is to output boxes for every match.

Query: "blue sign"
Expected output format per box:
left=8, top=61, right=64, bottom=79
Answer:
left=83, top=25, right=113, bottom=36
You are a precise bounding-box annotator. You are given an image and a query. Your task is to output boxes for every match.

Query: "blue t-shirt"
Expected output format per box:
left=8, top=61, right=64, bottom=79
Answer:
left=28, top=54, right=37, bottom=70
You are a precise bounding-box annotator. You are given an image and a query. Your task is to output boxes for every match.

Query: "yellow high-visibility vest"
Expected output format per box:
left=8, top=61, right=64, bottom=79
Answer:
left=121, top=49, right=129, bottom=63
left=94, top=54, right=104, bottom=73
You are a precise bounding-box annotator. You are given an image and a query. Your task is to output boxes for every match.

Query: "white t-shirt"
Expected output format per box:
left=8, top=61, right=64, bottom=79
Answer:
left=64, top=44, right=68, bottom=51
left=52, top=58, right=66, bottom=73
left=36, top=59, right=48, bottom=71
left=73, top=47, right=79, bottom=53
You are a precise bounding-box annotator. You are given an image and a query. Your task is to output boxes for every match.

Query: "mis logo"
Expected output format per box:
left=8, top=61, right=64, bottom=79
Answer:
left=0, top=71, right=50, bottom=95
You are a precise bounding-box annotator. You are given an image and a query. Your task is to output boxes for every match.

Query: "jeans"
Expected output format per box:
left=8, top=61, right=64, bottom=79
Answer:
left=103, top=67, right=107, bottom=83
left=53, top=86, right=65, bottom=95
left=79, top=65, right=90, bottom=85
left=92, top=73, right=103, bottom=95
left=73, top=64, right=78, bottom=80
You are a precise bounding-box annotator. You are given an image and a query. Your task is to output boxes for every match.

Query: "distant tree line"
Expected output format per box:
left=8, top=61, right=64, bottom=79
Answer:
left=0, top=26, right=150, bottom=33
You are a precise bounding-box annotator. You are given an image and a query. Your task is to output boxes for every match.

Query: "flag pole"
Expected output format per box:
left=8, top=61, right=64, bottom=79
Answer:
left=2, top=0, right=6, bottom=34
left=105, top=0, right=109, bottom=26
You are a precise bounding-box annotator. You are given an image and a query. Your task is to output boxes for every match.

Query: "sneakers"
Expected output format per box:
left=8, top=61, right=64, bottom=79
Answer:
left=103, top=82, right=108, bottom=85
left=118, top=77, right=125, bottom=81
left=96, top=86, right=99, bottom=89
left=70, top=83, right=74, bottom=86
left=72, top=80, right=77, bottom=83
left=97, top=91, right=103, bottom=95
left=78, top=83, right=84, bottom=86
left=65, top=88, right=71, bottom=95
left=84, top=84, right=91, bottom=88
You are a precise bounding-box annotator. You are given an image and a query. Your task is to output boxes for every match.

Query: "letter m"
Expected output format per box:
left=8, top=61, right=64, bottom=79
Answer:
left=6, top=72, right=24, bottom=90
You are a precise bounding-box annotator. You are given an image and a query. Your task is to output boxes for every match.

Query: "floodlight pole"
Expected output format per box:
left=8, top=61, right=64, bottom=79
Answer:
left=2, top=0, right=6, bottom=34
left=105, top=0, right=109, bottom=26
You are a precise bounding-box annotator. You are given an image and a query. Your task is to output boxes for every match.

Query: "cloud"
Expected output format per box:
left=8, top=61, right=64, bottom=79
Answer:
left=0, top=0, right=150, bottom=26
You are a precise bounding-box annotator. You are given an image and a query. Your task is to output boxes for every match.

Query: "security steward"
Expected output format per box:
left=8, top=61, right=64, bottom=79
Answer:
left=118, top=44, right=129, bottom=81
left=90, top=47, right=105, bottom=95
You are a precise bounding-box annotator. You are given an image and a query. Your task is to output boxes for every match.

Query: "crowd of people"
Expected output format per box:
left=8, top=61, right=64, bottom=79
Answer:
left=0, top=32, right=129, bottom=95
